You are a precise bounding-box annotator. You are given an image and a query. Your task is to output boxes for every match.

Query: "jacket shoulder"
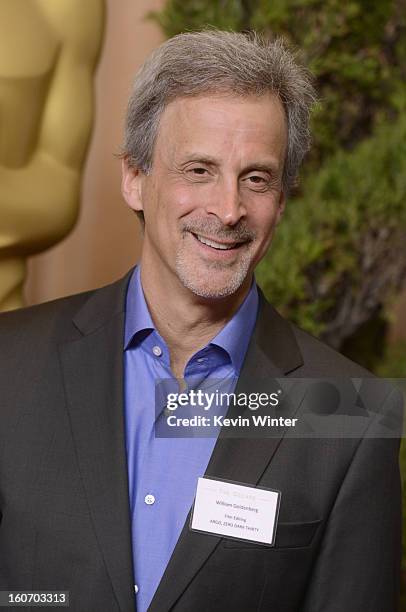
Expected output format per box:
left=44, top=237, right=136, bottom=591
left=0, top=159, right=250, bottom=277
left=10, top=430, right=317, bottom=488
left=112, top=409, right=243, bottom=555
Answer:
left=0, top=269, right=133, bottom=346
left=0, top=289, right=95, bottom=346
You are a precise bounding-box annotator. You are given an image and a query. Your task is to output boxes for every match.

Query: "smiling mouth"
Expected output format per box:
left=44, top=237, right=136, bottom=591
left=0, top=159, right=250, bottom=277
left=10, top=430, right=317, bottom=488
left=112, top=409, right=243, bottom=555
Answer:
left=192, top=233, right=246, bottom=251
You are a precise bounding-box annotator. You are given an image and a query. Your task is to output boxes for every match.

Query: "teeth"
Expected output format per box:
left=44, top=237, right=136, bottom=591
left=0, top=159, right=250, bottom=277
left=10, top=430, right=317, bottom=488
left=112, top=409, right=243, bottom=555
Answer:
left=195, top=234, right=237, bottom=250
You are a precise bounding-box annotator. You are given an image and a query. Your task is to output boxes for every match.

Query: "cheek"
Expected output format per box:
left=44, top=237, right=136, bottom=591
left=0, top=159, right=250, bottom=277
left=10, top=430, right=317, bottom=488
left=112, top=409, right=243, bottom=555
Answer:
left=162, top=185, right=205, bottom=219
left=251, top=206, right=279, bottom=238
left=249, top=211, right=280, bottom=261
left=253, top=225, right=277, bottom=264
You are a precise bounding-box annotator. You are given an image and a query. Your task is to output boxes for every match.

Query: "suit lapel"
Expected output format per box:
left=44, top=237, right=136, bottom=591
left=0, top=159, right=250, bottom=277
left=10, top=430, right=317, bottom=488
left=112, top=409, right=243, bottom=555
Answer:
left=149, top=293, right=304, bottom=611
left=59, top=271, right=135, bottom=612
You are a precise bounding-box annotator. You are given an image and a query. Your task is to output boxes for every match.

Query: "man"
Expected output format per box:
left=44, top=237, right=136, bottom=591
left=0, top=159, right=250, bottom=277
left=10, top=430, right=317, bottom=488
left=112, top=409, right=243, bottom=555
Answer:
left=0, top=30, right=401, bottom=612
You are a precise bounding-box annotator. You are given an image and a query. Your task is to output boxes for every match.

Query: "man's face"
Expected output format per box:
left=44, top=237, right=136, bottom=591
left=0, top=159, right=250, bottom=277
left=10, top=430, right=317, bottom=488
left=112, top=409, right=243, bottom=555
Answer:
left=122, top=93, right=287, bottom=300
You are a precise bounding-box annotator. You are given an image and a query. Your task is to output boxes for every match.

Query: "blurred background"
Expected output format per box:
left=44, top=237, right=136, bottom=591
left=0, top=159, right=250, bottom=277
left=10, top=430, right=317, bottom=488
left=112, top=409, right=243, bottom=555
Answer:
left=2, top=0, right=405, bottom=607
left=24, top=0, right=165, bottom=305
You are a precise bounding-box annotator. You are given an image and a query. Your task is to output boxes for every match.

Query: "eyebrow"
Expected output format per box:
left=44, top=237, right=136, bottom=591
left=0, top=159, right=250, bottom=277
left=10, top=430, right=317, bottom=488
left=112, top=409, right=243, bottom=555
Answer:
left=181, top=153, right=219, bottom=166
left=181, top=153, right=280, bottom=175
left=243, top=162, right=280, bottom=175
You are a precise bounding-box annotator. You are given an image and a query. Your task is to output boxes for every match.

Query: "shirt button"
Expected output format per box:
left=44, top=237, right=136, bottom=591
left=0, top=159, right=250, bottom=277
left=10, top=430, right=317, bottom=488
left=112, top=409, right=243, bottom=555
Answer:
left=144, top=494, right=155, bottom=505
left=134, top=585, right=139, bottom=594
left=152, top=345, right=162, bottom=357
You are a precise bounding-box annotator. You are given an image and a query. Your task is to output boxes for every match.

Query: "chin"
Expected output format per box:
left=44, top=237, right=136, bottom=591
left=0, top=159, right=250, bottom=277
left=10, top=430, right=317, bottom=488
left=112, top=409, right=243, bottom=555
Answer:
left=176, top=268, right=250, bottom=300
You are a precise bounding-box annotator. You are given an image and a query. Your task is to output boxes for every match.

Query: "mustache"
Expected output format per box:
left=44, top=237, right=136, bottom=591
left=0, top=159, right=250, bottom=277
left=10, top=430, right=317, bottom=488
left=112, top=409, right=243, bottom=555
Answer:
left=182, top=219, right=256, bottom=242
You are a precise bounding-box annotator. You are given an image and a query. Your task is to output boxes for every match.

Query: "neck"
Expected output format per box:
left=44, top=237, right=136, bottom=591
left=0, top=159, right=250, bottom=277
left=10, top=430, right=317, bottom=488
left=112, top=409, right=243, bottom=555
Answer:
left=139, top=259, right=252, bottom=378
left=0, top=255, right=26, bottom=312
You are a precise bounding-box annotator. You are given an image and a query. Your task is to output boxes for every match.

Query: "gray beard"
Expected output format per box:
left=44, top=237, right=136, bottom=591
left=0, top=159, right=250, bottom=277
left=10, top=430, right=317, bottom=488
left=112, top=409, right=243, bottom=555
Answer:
left=175, top=248, right=252, bottom=299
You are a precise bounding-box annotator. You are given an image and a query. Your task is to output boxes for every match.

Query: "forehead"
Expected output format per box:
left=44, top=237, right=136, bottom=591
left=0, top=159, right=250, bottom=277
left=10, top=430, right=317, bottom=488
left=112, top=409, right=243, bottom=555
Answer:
left=153, top=93, right=288, bottom=165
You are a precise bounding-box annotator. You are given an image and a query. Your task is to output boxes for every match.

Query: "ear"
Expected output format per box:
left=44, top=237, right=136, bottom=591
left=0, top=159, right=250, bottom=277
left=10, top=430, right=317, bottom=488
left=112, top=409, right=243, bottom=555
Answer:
left=121, top=158, right=144, bottom=213
left=276, top=190, right=286, bottom=225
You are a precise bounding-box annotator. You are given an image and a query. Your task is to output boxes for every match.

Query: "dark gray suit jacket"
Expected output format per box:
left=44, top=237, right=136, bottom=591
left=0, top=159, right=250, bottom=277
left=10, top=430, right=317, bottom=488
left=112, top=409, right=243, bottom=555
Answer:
left=0, top=270, right=401, bottom=611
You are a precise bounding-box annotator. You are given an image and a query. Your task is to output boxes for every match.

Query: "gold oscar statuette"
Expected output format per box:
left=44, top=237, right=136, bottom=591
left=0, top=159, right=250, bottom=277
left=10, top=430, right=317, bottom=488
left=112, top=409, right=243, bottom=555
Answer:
left=0, top=0, right=104, bottom=311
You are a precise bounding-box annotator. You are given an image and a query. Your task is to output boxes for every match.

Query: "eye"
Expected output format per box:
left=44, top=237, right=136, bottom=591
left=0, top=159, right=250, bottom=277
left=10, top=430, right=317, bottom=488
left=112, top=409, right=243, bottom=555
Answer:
left=190, top=167, right=208, bottom=175
left=242, top=173, right=271, bottom=191
left=248, top=175, right=266, bottom=184
left=184, top=165, right=212, bottom=182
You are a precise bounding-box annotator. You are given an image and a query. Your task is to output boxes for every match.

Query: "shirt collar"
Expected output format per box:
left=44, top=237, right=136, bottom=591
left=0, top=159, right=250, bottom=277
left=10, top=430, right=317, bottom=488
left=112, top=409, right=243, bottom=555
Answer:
left=124, top=265, right=155, bottom=348
left=207, top=280, right=258, bottom=373
left=124, top=265, right=258, bottom=373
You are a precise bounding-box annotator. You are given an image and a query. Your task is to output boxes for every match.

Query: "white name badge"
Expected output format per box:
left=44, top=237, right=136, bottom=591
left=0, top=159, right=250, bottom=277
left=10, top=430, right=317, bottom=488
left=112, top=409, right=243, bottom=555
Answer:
left=190, top=477, right=281, bottom=546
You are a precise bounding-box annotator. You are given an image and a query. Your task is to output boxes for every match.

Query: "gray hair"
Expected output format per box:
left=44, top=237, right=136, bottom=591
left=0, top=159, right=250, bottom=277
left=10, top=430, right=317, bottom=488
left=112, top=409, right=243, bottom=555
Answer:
left=122, top=29, right=317, bottom=193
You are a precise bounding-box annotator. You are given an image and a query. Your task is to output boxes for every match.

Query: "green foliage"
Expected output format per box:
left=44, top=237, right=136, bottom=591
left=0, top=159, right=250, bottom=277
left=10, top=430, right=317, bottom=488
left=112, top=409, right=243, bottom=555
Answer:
left=250, top=0, right=406, bottom=160
left=256, top=117, right=406, bottom=342
left=148, top=0, right=249, bottom=35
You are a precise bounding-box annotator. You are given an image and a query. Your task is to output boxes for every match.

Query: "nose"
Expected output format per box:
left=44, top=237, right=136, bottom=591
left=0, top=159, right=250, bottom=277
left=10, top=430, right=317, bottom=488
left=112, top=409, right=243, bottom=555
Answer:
left=206, top=177, right=247, bottom=226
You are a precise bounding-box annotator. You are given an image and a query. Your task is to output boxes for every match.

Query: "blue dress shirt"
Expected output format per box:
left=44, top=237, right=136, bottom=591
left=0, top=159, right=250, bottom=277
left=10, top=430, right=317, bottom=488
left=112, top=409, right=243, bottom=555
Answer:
left=124, top=266, right=258, bottom=611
